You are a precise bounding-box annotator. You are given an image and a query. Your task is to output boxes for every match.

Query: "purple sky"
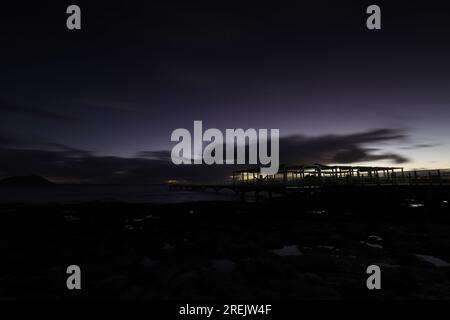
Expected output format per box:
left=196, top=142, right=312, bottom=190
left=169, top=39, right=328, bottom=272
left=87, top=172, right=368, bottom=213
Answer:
left=1, top=1, right=449, bottom=182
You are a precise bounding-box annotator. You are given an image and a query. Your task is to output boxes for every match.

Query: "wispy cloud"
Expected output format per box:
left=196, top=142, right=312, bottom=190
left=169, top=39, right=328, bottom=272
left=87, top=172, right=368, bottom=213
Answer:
left=80, top=99, right=151, bottom=113
left=400, top=143, right=438, bottom=150
left=0, top=100, right=78, bottom=123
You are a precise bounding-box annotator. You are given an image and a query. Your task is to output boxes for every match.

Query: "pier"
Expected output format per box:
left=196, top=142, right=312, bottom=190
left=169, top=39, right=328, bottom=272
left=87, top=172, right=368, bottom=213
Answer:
left=168, top=164, right=450, bottom=201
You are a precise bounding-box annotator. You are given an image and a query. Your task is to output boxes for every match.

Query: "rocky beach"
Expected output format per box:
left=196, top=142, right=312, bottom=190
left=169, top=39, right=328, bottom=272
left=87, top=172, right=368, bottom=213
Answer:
left=1, top=186, right=450, bottom=300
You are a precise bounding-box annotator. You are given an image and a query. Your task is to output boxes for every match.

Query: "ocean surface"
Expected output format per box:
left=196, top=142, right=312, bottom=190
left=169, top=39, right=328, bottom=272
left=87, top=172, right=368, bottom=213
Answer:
left=0, top=185, right=239, bottom=204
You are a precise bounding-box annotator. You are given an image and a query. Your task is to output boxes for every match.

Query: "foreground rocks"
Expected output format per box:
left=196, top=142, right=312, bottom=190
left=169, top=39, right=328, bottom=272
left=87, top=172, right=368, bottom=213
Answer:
left=1, top=191, right=450, bottom=299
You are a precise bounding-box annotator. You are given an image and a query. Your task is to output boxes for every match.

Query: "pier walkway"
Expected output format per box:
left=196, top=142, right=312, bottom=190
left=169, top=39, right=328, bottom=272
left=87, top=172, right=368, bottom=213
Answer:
left=168, top=165, right=450, bottom=201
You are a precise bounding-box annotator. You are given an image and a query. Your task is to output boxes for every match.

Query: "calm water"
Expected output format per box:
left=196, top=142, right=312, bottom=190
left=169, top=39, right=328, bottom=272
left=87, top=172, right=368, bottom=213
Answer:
left=0, top=185, right=239, bottom=204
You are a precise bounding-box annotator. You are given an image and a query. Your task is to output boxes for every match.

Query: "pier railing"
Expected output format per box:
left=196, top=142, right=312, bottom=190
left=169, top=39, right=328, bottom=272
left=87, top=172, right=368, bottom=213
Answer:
left=230, top=169, right=450, bottom=187
left=169, top=168, right=450, bottom=190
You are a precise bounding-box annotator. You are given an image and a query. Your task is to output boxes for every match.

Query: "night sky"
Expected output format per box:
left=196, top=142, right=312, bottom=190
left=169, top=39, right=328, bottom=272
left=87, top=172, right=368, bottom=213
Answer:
left=1, top=0, right=450, bottom=183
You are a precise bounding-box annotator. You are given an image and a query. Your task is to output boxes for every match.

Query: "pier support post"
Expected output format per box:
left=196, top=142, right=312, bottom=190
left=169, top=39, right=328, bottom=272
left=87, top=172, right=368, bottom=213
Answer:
left=438, top=170, right=442, bottom=186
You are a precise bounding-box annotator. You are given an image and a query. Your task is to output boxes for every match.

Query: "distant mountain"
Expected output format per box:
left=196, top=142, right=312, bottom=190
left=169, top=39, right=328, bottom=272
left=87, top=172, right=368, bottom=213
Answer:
left=0, top=175, right=55, bottom=186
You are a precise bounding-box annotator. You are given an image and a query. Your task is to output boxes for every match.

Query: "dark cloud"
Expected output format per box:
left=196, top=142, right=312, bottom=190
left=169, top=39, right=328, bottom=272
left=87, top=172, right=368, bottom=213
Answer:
left=0, top=128, right=409, bottom=183
left=279, top=128, right=408, bottom=164
left=333, top=148, right=408, bottom=164
left=0, top=132, right=24, bottom=147
left=0, top=100, right=77, bottom=123
left=0, top=146, right=230, bottom=184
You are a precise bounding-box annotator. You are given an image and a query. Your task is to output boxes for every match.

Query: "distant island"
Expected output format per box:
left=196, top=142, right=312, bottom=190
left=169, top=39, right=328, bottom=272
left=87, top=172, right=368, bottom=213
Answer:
left=0, top=175, right=55, bottom=187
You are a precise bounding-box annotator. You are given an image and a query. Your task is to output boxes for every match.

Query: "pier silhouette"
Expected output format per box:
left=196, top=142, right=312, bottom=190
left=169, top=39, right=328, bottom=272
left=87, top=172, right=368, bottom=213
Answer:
left=169, top=164, right=450, bottom=201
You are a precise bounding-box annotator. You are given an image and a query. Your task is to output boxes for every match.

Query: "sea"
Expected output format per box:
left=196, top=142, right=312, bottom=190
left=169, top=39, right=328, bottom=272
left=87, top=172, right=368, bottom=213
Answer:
left=0, top=185, right=239, bottom=204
